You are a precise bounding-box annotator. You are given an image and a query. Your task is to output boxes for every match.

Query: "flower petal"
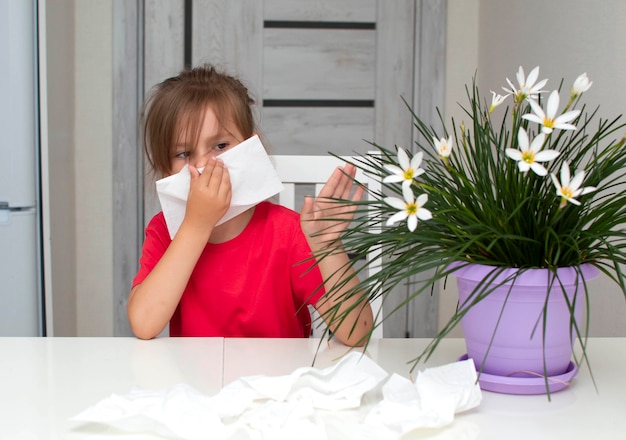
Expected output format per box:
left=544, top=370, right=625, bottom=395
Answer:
left=580, top=186, right=597, bottom=195
left=387, top=211, right=408, bottom=226
left=397, top=148, right=410, bottom=170
left=569, top=170, right=586, bottom=191
left=410, top=151, right=424, bottom=170
left=554, top=109, right=580, bottom=124
left=526, top=66, right=539, bottom=88
left=560, top=162, right=571, bottom=186
left=553, top=122, right=577, bottom=131
left=407, top=215, right=418, bottom=232
left=528, top=132, right=547, bottom=152
left=506, top=149, right=523, bottom=160
left=516, top=66, right=526, bottom=86
left=527, top=98, right=546, bottom=119
left=517, top=127, right=530, bottom=151
left=534, top=149, right=560, bottom=162
left=529, top=162, right=548, bottom=176
left=402, top=184, right=415, bottom=204
left=533, top=78, right=548, bottom=92
left=383, top=164, right=404, bottom=175
left=384, top=197, right=407, bottom=211
left=417, top=208, right=432, bottom=221
left=522, top=114, right=544, bottom=125
left=546, top=90, right=560, bottom=118
left=383, top=175, right=404, bottom=183
left=550, top=173, right=562, bottom=192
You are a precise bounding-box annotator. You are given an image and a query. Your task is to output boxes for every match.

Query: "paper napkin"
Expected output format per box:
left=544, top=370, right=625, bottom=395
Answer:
left=155, top=135, right=284, bottom=239
left=72, top=353, right=482, bottom=440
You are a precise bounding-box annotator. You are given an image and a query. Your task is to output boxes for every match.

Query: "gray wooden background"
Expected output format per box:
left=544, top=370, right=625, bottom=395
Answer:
left=113, top=0, right=447, bottom=337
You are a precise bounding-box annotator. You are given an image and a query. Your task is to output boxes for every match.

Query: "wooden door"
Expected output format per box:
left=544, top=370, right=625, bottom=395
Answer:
left=114, top=0, right=446, bottom=337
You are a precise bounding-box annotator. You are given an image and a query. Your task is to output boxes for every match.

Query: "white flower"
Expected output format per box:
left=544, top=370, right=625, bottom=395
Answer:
left=550, top=162, right=597, bottom=206
left=503, top=66, right=548, bottom=103
left=383, top=147, right=424, bottom=188
left=385, top=185, right=432, bottom=232
left=571, top=72, right=592, bottom=98
left=505, top=128, right=559, bottom=176
left=489, top=91, right=508, bottom=113
left=523, top=90, right=581, bottom=134
left=433, top=136, right=454, bottom=158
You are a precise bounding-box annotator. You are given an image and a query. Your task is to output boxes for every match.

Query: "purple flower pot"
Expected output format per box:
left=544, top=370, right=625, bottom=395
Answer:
left=453, top=263, right=599, bottom=379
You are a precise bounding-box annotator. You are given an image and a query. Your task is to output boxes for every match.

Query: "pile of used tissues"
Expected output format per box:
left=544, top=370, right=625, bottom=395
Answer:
left=72, top=352, right=482, bottom=440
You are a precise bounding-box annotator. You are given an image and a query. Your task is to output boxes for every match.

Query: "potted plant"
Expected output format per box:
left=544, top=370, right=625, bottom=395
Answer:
left=315, top=66, right=626, bottom=396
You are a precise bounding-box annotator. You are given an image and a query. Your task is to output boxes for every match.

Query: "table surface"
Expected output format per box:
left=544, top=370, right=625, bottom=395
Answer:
left=1, top=337, right=624, bottom=439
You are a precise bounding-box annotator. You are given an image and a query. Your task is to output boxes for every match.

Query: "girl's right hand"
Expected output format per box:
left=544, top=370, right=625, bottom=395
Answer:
left=182, top=158, right=232, bottom=236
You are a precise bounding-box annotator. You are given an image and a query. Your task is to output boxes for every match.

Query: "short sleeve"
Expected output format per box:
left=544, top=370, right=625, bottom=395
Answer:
left=132, top=213, right=171, bottom=289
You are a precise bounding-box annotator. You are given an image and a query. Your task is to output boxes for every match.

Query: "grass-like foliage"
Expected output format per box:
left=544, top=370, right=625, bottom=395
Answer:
left=314, top=67, right=626, bottom=375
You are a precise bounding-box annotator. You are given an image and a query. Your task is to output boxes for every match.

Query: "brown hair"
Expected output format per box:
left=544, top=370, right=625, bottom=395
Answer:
left=141, top=64, right=256, bottom=177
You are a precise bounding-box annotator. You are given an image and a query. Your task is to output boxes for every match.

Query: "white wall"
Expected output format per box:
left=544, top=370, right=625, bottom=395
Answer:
left=441, top=0, right=626, bottom=337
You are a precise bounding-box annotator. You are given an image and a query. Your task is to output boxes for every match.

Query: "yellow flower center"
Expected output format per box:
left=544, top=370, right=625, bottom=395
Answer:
left=543, top=117, right=556, bottom=129
left=406, top=202, right=417, bottom=215
left=561, top=187, right=573, bottom=199
left=403, top=168, right=415, bottom=180
left=521, top=150, right=535, bottom=164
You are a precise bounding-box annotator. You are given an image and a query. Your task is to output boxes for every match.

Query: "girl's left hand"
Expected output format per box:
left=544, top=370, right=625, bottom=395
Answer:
left=300, top=163, right=364, bottom=249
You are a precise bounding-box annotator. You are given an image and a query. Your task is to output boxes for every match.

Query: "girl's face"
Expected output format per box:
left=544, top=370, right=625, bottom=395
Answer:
left=170, top=106, right=245, bottom=174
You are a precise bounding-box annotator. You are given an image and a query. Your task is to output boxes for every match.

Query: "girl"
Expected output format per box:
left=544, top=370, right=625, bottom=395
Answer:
left=128, top=64, right=373, bottom=346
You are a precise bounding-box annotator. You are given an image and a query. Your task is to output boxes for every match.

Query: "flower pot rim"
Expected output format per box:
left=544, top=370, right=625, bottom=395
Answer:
left=448, top=261, right=600, bottom=286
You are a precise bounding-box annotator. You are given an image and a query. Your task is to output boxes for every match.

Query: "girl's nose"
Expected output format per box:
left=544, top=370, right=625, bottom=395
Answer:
left=190, top=150, right=212, bottom=170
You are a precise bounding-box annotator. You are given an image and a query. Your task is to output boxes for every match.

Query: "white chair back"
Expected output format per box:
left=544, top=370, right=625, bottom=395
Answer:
left=271, top=154, right=383, bottom=338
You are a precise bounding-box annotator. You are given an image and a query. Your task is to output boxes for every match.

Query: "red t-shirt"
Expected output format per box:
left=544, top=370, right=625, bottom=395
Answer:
left=132, top=202, right=325, bottom=337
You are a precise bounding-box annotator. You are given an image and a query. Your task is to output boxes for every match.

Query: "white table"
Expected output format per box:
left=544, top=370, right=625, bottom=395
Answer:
left=1, top=337, right=624, bottom=439
left=0, top=337, right=223, bottom=439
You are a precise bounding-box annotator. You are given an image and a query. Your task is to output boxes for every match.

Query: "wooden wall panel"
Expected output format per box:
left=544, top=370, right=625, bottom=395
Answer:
left=192, top=0, right=263, bottom=100
left=144, top=0, right=185, bottom=89
left=112, top=0, right=141, bottom=336
left=406, top=0, right=447, bottom=338
left=261, top=107, right=374, bottom=155
left=374, top=0, right=415, bottom=150
left=263, top=28, right=376, bottom=100
left=143, top=0, right=186, bottom=224
left=264, top=0, right=376, bottom=22
left=373, top=0, right=418, bottom=338
left=414, top=0, right=447, bottom=143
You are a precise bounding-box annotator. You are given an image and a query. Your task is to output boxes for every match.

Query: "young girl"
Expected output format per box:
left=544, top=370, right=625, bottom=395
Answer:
left=128, top=64, right=373, bottom=346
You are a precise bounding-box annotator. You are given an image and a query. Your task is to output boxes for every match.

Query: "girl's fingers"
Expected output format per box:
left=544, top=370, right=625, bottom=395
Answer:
left=188, top=164, right=201, bottom=179
left=193, top=158, right=228, bottom=192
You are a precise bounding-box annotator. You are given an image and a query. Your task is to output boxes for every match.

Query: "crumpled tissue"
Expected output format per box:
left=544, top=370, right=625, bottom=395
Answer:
left=72, top=353, right=482, bottom=440
left=155, top=134, right=284, bottom=238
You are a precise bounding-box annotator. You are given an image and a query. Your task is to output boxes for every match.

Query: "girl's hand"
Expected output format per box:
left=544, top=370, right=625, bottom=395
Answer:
left=300, top=163, right=364, bottom=249
left=182, top=158, right=231, bottom=236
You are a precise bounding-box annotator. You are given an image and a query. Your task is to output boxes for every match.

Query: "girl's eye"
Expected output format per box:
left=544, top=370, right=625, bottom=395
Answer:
left=174, top=151, right=189, bottom=159
left=214, top=143, right=229, bottom=151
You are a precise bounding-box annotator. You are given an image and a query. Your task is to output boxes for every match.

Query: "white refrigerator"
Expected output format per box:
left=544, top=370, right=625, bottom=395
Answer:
left=0, top=0, right=44, bottom=336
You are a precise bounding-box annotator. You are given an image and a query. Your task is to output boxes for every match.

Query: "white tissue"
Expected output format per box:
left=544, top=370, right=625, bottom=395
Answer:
left=155, top=134, right=284, bottom=238
left=71, top=383, right=225, bottom=440
left=71, top=353, right=482, bottom=440
left=365, top=359, right=482, bottom=434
